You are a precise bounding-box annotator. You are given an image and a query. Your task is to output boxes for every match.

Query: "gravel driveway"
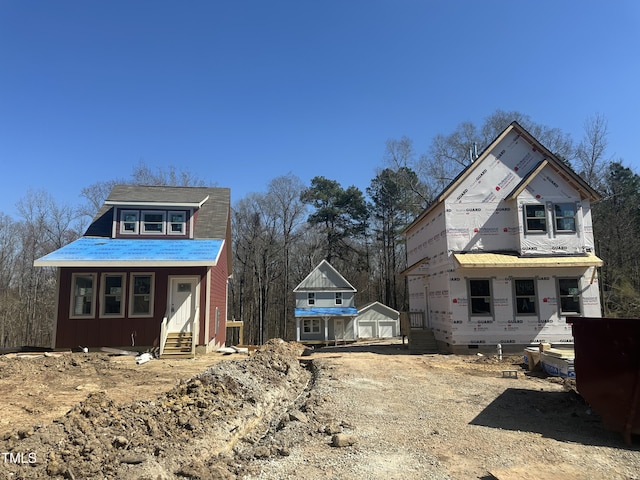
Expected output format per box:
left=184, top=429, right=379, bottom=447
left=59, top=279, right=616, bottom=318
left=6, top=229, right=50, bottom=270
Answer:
left=248, top=340, right=640, bottom=480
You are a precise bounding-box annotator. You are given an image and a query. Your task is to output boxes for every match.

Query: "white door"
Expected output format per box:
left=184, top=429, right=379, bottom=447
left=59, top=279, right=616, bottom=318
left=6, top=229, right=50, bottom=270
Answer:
left=167, top=277, right=198, bottom=333
left=334, top=318, right=344, bottom=340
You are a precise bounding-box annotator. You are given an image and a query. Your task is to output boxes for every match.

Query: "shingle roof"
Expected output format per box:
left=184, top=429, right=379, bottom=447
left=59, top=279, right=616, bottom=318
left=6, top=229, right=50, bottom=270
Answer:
left=84, top=185, right=230, bottom=239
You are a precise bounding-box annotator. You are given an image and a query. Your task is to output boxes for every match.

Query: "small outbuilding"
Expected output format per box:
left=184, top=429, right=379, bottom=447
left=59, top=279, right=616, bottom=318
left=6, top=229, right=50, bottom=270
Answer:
left=357, top=302, right=400, bottom=339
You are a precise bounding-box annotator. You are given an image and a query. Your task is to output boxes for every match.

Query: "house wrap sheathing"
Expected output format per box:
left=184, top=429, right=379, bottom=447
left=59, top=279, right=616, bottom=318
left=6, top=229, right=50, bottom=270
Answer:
left=403, top=122, right=603, bottom=353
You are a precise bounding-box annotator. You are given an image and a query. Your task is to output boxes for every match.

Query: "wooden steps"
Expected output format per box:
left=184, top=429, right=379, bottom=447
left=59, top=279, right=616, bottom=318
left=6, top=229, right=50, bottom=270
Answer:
left=161, top=332, right=194, bottom=358
left=408, top=329, right=439, bottom=354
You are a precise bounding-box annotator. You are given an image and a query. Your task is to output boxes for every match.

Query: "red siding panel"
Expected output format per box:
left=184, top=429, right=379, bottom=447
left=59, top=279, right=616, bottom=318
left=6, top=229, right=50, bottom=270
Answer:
left=56, top=266, right=207, bottom=349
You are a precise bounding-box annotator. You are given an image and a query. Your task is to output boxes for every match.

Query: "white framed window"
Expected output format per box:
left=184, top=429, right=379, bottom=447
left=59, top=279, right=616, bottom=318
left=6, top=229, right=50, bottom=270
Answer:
left=168, top=211, right=186, bottom=235
left=130, top=273, right=155, bottom=317
left=141, top=211, right=166, bottom=234
left=120, top=210, right=139, bottom=234
left=514, top=278, right=536, bottom=315
left=558, top=278, right=581, bottom=315
left=468, top=278, right=492, bottom=316
left=554, top=203, right=577, bottom=233
left=308, top=292, right=315, bottom=305
left=70, top=273, right=96, bottom=318
left=101, top=273, right=125, bottom=317
left=524, top=204, right=547, bottom=233
left=335, top=292, right=343, bottom=305
left=303, top=319, right=321, bottom=333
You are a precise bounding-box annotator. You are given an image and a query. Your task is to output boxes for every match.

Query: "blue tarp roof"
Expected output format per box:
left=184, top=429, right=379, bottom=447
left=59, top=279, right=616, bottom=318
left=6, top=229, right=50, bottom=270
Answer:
left=34, top=237, right=224, bottom=267
left=294, top=307, right=358, bottom=318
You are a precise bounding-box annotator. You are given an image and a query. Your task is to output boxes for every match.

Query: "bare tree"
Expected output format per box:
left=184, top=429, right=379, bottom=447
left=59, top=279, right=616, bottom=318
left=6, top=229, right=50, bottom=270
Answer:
left=575, top=113, right=610, bottom=190
left=265, top=174, right=306, bottom=339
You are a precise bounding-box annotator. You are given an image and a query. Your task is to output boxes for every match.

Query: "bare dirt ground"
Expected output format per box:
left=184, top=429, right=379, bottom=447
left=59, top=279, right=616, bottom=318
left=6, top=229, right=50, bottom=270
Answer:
left=1, top=339, right=639, bottom=479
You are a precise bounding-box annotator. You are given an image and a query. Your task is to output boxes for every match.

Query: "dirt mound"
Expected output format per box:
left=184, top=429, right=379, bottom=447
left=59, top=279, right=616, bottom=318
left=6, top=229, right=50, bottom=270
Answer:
left=0, top=339, right=309, bottom=479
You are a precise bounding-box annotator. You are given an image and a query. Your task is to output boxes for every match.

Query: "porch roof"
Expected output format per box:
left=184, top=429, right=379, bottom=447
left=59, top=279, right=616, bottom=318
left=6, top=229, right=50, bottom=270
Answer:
left=453, top=252, right=603, bottom=269
left=294, top=307, right=358, bottom=318
left=34, top=237, right=224, bottom=267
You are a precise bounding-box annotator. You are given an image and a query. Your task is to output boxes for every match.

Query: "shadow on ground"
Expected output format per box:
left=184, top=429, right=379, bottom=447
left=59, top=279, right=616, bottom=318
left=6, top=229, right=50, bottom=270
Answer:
left=308, top=340, right=422, bottom=356
left=470, top=387, right=639, bottom=449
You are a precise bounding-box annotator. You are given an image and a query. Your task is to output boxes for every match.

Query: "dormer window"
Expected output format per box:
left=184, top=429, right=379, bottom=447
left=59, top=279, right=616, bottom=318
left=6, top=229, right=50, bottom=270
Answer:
left=142, top=211, right=166, bottom=234
left=168, top=211, right=186, bottom=235
left=121, top=211, right=139, bottom=234
left=118, top=209, right=188, bottom=237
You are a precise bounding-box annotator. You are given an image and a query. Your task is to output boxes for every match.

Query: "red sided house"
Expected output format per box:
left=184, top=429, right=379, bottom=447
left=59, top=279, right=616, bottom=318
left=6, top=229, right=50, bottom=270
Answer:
left=34, top=185, right=232, bottom=357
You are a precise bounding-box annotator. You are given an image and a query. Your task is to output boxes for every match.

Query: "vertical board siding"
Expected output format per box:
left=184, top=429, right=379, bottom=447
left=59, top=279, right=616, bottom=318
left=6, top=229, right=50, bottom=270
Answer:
left=56, top=266, right=207, bottom=349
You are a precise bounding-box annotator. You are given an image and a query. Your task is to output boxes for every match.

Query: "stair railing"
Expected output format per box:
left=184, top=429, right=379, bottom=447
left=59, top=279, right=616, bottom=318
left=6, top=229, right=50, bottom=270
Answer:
left=160, top=307, right=170, bottom=357
left=191, top=306, right=200, bottom=357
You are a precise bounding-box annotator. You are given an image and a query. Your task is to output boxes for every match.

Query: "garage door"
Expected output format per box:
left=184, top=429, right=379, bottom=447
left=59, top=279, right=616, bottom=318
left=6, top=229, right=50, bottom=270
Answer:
left=358, top=323, right=374, bottom=338
left=378, top=323, right=394, bottom=338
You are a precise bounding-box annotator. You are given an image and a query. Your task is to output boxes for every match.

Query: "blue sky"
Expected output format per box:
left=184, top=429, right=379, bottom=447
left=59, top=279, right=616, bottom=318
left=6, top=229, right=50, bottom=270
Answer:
left=1, top=1, right=639, bottom=219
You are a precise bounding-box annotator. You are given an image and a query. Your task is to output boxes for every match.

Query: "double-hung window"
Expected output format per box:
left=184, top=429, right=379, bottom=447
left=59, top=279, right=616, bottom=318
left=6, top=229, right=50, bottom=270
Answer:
left=71, top=273, right=96, bottom=318
left=101, top=273, right=125, bottom=317
left=558, top=278, right=581, bottom=315
left=141, top=211, right=166, bottom=234
left=335, top=292, right=343, bottom=305
left=524, top=204, right=547, bottom=233
left=469, top=279, right=492, bottom=316
left=308, top=293, right=315, bottom=306
left=120, top=210, right=139, bottom=234
left=554, top=203, right=577, bottom=233
left=514, top=279, right=537, bottom=315
left=168, top=211, right=186, bottom=235
left=130, top=274, right=154, bottom=316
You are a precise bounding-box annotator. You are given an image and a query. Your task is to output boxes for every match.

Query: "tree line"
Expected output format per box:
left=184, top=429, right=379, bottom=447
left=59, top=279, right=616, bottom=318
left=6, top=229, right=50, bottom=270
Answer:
left=0, top=111, right=638, bottom=348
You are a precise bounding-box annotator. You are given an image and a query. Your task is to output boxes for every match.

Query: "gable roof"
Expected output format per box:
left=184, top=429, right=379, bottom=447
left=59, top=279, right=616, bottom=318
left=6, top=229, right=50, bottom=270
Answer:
left=404, top=121, right=600, bottom=234
left=358, top=301, right=399, bottom=316
left=293, top=259, right=357, bottom=292
left=85, top=185, right=230, bottom=239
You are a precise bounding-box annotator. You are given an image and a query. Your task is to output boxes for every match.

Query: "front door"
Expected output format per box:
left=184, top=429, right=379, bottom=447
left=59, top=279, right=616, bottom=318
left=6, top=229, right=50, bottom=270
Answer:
left=334, top=318, right=344, bottom=340
left=167, top=277, right=198, bottom=333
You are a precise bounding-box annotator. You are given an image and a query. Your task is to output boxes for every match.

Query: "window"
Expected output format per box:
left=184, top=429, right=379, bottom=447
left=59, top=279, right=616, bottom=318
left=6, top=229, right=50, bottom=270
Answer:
left=130, top=274, right=154, bottom=316
left=71, top=273, right=96, bottom=318
left=524, top=204, right=547, bottom=233
left=308, top=293, right=315, bottom=305
left=335, top=292, right=343, bottom=305
left=303, top=319, right=321, bottom=333
left=558, top=278, right=581, bottom=315
left=141, top=211, right=166, bottom=234
left=118, top=209, right=188, bottom=236
left=101, top=273, right=125, bottom=317
left=120, top=210, right=139, bottom=234
left=554, top=203, right=577, bottom=232
left=469, top=279, right=492, bottom=315
left=514, top=279, right=536, bottom=315
left=168, top=211, right=186, bottom=235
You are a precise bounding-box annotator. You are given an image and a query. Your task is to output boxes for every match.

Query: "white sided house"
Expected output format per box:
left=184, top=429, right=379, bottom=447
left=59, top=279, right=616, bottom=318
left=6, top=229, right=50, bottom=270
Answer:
left=294, top=260, right=358, bottom=345
left=403, top=121, right=603, bottom=354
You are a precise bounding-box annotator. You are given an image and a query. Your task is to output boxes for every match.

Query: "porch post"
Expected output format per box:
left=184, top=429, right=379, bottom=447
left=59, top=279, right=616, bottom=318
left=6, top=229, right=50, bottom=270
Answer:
left=353, top=316, right=358, bottom=340
left=323, top=316, right=329, bottom=343
left=296, top=318, right=300, bottom=342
